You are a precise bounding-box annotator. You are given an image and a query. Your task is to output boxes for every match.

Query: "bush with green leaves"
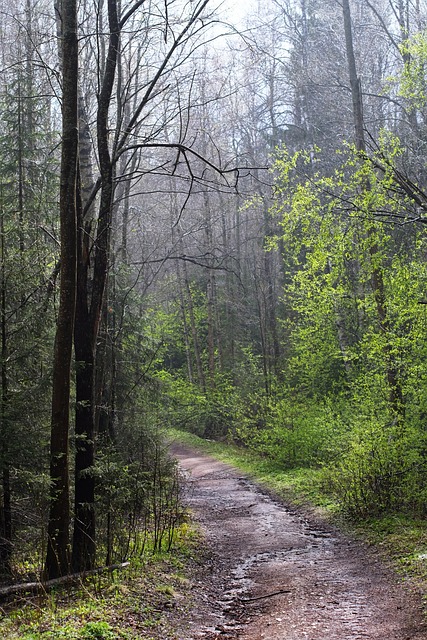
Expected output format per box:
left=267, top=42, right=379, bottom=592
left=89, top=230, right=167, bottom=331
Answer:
left=80, top=621, right=116, bottom=640
left=326, top=420, right=427, bottom=517
left=95, top=426, right=185, bottom=562
left=235, top=394, right=348, bottom=468
left=157, top=370, right=239, bottom=440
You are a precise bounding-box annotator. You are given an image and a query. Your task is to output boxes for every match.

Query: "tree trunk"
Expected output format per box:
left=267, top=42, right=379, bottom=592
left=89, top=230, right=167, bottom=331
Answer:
left=71, top=0, right=119, bottom=572
left=172, top=221, right=194, bottom=383
left=45, top=0, right=78, bottom=579
left=342, top=0, right=365, bottom=154
left=342, top=0, right=404, bottom=416
left=71, top=84, right=97, bottom=575
left=0, top=213, right=11, bottom=575
left=182, top=255, right=206, bottom=390
left=71, top=181, right=96, bottom=572
left=203, top=192, right=216, bottom=388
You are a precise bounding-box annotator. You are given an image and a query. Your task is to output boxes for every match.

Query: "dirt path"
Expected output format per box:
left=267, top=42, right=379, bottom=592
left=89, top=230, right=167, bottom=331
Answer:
left=172, top=444, right=427, bottom=640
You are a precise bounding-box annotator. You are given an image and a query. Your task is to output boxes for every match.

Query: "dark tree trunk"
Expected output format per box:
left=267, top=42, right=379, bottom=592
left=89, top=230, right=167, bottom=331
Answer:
left=71, top=182, right=96, bottom=571
left=71, top=0, right=119, bottom=572
left=45, top=0, right=78, bottom=579
left=0, top=213, right=11, bottom=576
left=0, top=467, right=11, bottom=575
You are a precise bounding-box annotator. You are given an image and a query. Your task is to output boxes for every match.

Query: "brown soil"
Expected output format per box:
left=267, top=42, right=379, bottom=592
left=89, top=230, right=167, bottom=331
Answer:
left=172, top=443, right=427, bottom=640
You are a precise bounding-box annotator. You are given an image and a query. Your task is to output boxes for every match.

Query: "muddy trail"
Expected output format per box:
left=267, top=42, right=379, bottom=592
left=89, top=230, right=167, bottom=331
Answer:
left=172, top=444, right=427, bottom=640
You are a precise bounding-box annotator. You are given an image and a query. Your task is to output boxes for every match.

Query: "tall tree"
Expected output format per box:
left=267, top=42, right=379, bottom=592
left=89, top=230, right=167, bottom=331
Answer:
left=71, top=0, right=220, bottom=571
left=45, top=0, right=78, bottom=579
left=342, top=0, right=403, bottom=415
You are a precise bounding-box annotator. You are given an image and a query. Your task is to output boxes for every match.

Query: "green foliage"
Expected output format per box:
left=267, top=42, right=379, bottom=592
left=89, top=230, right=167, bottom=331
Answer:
left=398, top=33, right=427, bottom=108
left=94, top=429, right=186, bottom=562
left=80, top=621, right=116, bottom=639
left=235, top=396, right=347, bottom=468
left=271, top=139, right=419, bottom=405
left=158, top=369, right=238, bottom=440
left=263, top=138, right=427, bottom=518
left=0, top=524, right=200, bottom=639
left=0, top=51, right=59, bottom=576
left=326, top=420, right=427, bottom=517
left=15, top=622, right=116, bottom=640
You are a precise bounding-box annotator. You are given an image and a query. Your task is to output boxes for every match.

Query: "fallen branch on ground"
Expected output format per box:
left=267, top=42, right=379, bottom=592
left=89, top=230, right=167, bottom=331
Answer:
left=0, top=562, right=130, bottom=600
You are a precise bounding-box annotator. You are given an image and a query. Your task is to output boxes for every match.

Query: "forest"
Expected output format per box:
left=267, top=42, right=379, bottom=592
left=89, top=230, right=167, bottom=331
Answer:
left=1, top=0, right=427, bottom=591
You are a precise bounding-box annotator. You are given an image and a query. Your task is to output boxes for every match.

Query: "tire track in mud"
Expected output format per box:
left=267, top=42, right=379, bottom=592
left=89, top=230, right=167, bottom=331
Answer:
left=172, top=444, right=427, bottom=640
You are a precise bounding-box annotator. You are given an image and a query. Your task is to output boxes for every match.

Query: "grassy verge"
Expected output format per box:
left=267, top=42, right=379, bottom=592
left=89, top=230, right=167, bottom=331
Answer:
left=169, top=428, right=427, bottom=598
left=0, top=524, right=201, bottom=640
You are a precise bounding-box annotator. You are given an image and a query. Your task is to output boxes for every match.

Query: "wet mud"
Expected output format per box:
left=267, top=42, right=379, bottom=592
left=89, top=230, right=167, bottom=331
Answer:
left=172, top=443, right=427, bottom=640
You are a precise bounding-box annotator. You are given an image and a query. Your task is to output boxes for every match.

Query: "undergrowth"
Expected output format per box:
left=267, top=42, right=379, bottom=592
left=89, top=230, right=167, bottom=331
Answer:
left=6, top=429, right=427, bottom=639
left=0, top=524, right=200, bottom=640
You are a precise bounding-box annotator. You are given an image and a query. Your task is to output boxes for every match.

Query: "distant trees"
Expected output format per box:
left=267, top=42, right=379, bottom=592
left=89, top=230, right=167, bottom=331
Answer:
left=0, top=0, right=58, bottom=578
left=145, top=0, right=427, bottom=517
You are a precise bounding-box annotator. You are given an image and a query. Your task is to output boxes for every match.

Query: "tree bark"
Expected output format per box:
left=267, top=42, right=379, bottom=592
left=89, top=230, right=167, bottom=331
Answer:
left=0, top=213, right=11, bottom=576
left=71, top=0, right=119, bottom=572
left=71, top=178, right=96, bottom=571
left=45, top=0, right=78, bottom=579
left=342, top=0, right=365, bottom=154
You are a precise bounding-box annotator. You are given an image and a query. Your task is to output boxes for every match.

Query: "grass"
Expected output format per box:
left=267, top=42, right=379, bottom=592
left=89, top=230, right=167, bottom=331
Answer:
left=357, top=515, right=427, bottom=583
left=0, top=524, right=202, bottom=640
left=169, top=428, right=427, bottom=599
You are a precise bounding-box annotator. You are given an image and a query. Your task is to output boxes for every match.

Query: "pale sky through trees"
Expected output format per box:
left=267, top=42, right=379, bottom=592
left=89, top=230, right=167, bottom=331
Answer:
left=221, top=0, right=254, bottom=27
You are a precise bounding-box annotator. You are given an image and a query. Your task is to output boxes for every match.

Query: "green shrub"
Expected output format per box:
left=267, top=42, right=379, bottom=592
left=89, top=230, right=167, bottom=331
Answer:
left=235, top=396, right=347, bottom=468
left=326, top=421, right=427, bottom=517
left=80, top=621, right=116, bottom=639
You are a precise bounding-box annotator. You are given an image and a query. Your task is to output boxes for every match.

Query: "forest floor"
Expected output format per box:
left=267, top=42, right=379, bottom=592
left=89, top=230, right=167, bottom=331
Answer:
left=171, top=442, right=427, bottom=640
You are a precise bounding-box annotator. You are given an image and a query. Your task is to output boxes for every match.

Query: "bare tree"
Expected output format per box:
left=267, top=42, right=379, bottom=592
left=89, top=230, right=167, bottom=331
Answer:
left=70, top=0, right=235, bottom=571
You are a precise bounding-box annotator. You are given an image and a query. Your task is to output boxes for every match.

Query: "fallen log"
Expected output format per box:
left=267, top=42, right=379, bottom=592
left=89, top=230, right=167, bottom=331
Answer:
left=0, top=562, right=130, bottom=600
